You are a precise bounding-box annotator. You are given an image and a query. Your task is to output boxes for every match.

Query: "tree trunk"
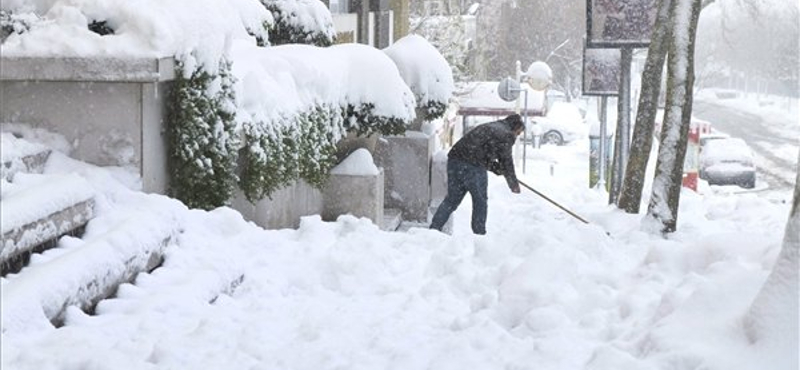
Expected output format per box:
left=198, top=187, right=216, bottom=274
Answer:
left=617, top=0, right=672, bottom=213
left=744, top=151, right=800, bottom=369
left=643, top=0, right=702, bottom=234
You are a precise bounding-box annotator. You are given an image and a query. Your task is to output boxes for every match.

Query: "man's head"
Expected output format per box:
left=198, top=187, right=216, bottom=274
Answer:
left=506, top=114, right=524, bottom=136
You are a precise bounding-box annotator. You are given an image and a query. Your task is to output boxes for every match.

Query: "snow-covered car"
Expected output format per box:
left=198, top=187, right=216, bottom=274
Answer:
left=699, top=137, right=756, bottom=188
left=527, top=101, right=588, bottom=145
left=699, top=131, right=730, bottom=147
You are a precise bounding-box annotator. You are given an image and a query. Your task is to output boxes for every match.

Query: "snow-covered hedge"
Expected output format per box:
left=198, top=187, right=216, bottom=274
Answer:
left=168, top=58, right=240, bottom=210
left=0, top=0, right=421, bottom=209
left=261, top=0, right=335, bottom=46
left=383, top=35, right=455, bottom=121
left=0, top=10, right=38, bottom=43
left=240, top=105, right=343, bottom=201
left=233, top=43, right=416, bottom=201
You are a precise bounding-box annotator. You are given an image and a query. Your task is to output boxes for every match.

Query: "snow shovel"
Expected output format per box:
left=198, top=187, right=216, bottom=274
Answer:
left=517, top=180, right=590, bottom=225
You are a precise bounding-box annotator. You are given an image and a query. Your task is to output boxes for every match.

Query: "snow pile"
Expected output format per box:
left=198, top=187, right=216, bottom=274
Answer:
left=0, top=0, right=272, bottom=72
left=0, top=173, right=93, bottom=234
left=1, top=120, right=795, bottom=369
left=232, top=42, right=416, bottom=125
left=0, top=132, right=50, bottom=181
left=330, top=148, right=378, bottom=176
left=0, top=132, right=46, bottom=164
left=383, top=34, right=455, bottom=115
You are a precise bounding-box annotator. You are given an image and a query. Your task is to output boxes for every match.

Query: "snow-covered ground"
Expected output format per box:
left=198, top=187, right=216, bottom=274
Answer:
left=2, top=94, right=797, bottom=370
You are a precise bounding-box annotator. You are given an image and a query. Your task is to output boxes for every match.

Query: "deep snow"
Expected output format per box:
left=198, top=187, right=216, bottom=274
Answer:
left=2, top=96, right=796, bottom=369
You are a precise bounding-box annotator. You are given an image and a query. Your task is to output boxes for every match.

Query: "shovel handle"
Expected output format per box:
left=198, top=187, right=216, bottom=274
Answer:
left=518, top=180, right=590, bottom=225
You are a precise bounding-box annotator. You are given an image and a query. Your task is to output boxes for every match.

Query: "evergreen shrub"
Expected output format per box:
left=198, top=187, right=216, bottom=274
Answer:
left=168, top=58, right=239, bottom=210
left=261, top=0, right=335, bottom=46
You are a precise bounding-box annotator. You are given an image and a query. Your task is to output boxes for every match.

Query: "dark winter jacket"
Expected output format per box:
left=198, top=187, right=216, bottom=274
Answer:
left=448, top=117, right=520, bottom=190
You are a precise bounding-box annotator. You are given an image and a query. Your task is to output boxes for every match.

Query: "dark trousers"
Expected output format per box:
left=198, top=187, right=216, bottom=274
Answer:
left=430, top=158, right=488, bottom=234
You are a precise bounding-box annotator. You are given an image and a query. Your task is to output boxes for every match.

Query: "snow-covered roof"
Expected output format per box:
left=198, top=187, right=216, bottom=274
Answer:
left=456, top=81, right=545, bottom=115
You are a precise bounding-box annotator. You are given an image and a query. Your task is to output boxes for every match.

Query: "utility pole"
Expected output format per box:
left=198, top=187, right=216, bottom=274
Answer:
left=609, top=47, right=632, bottom=205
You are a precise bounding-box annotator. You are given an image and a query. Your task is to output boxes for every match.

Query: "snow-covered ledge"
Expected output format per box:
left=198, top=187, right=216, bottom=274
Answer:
left=1, top=204, right=180, bottom=331
left=0, top=56, right=175, bottom=82
left=0, top=174, right=95, bottom=276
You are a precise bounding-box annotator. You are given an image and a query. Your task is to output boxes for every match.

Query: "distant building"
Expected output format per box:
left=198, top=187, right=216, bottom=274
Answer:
left=324, top=0, right=410, bottom=47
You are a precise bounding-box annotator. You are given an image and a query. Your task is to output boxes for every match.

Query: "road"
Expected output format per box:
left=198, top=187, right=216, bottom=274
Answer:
left=692, top=99, right=798, bottom=200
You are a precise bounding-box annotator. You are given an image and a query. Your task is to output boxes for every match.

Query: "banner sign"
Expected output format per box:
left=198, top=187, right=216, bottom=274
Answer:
left=587, top=0, right=658, bottom=48
left=582, top=47, right=621, bottom=96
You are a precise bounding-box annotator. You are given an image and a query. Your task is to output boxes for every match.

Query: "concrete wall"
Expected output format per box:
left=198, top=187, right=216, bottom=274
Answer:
left=230, top=180, right=325, bottom=230
left=0, top=56, right=416, bottom=232
left=0, top=57, right=174, bottom=194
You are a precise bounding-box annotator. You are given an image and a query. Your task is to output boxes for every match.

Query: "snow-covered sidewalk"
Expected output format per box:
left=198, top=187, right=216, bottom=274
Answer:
left=1, top=134, right=793, bottom=370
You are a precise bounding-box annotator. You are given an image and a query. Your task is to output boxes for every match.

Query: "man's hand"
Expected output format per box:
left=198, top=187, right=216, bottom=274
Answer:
left=488, top=160, right=503, bottom=176
left=511, top=184, right=521, bottom=193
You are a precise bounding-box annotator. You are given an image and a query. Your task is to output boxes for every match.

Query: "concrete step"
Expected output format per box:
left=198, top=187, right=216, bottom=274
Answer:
left=398, top=204, right=447, bottom=233
left=382, top=207, right=402, bottom=231
left=1, top=202, right=181, bottom=330
left=1, top=173, right=95, bottom=276
left=1, top=132, right=52, bottom=182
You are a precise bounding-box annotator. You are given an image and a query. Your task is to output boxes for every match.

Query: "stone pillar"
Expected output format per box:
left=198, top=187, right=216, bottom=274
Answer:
left=374, top=131, right=435, bottom=222
left=390, top=0, right=409, bottom=42
left=430, top=149, right=448, bottom=206
left=323, top=168, right=385, bottom=226
left=350, top=0, right=394, bottom=46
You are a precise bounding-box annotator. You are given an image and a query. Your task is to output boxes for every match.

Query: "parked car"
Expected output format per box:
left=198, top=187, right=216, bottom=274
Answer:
left=699, top=131, right=730, bottom=148
left=527, top=101, right=588, bottom=145
left=699, top=137, right=756, bottom=188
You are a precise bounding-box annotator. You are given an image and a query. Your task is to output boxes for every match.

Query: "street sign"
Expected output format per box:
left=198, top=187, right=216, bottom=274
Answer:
left=497, top=77, right=521, bottom=102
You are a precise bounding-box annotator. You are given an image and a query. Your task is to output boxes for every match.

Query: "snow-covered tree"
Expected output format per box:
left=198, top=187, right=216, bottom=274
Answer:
left=504, top=0, right=585, bottom=98
left=695, top=0, right=799, bottom=96
left=643, top=0, right=703, bottom=234
left=744, top=151, right=800, bottom=370
left=618, top=0, right=672, bottom=214
left=409, top=3, right=473, bottom=82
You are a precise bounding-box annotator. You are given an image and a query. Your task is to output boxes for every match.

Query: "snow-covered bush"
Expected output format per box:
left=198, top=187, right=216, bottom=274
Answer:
left=231, top=43, right=415, bottom=199
left=0, top=10, right=39, bottom=43
left=168, top=58, right=240, bottom=210
left=409, top=14, right=473, bottom=83
left=297, top=105, right=344, bottom=187
left=384, top=35, right=455, bottom=121
left=344, top=103, right=410, bottom=136
left=260, top=0, right=335, bottom=46
left=240, top=105, right=344, bottom=201
left=1, top=0, right=417, bottom=206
